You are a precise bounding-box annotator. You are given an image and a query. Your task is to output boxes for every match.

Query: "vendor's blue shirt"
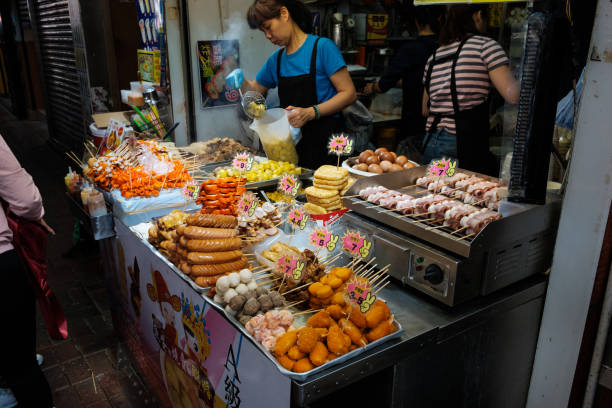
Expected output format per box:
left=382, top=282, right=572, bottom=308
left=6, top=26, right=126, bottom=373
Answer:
left=256, top=35, right=346, bottom=105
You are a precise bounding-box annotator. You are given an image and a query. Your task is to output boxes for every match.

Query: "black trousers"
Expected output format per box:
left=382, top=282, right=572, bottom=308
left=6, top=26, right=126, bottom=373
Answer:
left=0, top=249, right=53, bottom=407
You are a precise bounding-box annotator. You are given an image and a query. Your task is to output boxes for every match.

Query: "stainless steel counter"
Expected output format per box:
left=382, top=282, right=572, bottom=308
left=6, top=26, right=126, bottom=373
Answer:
left=291, top=275, right=547, bottom=407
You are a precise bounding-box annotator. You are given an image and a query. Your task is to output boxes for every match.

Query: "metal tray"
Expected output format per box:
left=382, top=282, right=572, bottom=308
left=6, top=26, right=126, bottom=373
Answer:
left=131, top=224, right=402, bottom=381
left=66, top=192, right=115, bottom=240
left=197, top=160, right=314, bottom=190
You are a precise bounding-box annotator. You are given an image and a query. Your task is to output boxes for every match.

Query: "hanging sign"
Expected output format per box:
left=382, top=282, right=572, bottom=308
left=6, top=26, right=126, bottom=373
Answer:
left=328, top=134, right=354, bottom=156
left=346, top=279, right=377, bottom=313
left=276, top=255, right=305, bottom=281
left=232, top=152, right=253, bottom=172
left=341, top=230, right=373, bottom=259
left=427, top=157, right=457, bottom=178
left=309, top=227, right=339, bottom=252
left=287, top=207, right=308, bottom=230
left=278, top=174, right=301, bottom=197
left=182, top=181, right=200, bottom=200
left=237, top=193, right=258, bottom=217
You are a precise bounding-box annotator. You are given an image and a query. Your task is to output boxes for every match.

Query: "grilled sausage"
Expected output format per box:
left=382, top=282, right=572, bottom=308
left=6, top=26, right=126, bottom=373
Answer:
left=186, top=213, right=237, bottom=228
left=194, top=274, right=226, bottom=287
left=183, top=237, right=242, bottom=252
left=182, top=226, right=237, bottom=240
left=186, top=250, right=243, bottom=265
left=190, top=257, right=248, bottom=277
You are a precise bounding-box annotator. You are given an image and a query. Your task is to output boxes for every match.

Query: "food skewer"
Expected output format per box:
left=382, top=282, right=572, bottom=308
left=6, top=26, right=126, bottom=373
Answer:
left=450, top=226, right=468, bottom=235
left=282, top=299, right=306, bottom=309
left=293, top=308, right=322, bottom=316
left=257, top=277, right=281, bottom=286
left=455, top=232, right=476, bottom=241
left=354, top=257, right=376, bottom=275
left=374, top=281, right=391, bottom=294
left=279, top=281, right=311, bottom=296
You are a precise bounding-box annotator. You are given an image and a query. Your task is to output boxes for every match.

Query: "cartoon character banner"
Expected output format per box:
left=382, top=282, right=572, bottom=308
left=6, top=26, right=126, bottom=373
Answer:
left=107, top=220, right=290, bottom=407
left=197, top=40, right=240, bottom=108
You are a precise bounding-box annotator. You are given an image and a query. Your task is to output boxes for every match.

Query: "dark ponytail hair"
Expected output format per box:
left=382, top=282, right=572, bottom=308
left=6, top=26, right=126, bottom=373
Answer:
left=438, top=5, right=488, bottom=45
left=247, top=0, right=312, bottom=34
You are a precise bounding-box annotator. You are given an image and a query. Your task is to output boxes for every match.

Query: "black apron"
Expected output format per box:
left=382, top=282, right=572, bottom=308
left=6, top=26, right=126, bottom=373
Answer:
left=277, top=37, right=344, bottom=169
left=423, top=36, right=495, bottom=174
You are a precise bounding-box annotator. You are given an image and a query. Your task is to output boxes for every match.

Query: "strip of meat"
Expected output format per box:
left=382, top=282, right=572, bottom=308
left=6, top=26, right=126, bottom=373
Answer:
left=186, top=213, right=237, bottom=228
left=379, top=194, right=413, bottom=209
left=183, top=237, right=242, bottom=252
left=190, top=257, right=249, bottom=276
left=413, top=194, right=448, bottom=215
left=181, top=226, right=237, bottom=240
left=445, top=173, right=470, bottom=188
left=359, top=186, right=386, bottom=200
left=396, top=198, right=417, bottom=214
left=186, top=250, right=243, bottom=265
left=483, top=186, right=508, bottom=205
left=460, top=209, right=502, bottom=234
left=444, top=204, right=479, bottom=230
left=455, top=176, right=484, bottom=190
left=467, top=181, right=499, bottom=199
left=428, top=200, right=463, bottom=219
left=416, top=175, right=438, bottom=187
left=194, top=273, right=228, bottom=288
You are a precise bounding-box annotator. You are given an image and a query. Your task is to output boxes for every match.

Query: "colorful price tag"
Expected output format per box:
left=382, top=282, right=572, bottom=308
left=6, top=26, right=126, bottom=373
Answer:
left=341, top=231, right=372, bottom=259
left=278, top=174, right=301, bottom=196
left=346, top=279, right=377, bottom=313
left=237, top=193, right=258, bottom=217
left=276, top=255, right=305, bottom=281
left=182, top=181, right=200, bottom=200
left=328, top=134, right=354, bottom=155
left=309, top=228, right=339, bottom=251
left=232, top=152, right=254, bottom=172
left=288, top=207, right=308, bottom=230
left=427, top=157, right=458, bottom=178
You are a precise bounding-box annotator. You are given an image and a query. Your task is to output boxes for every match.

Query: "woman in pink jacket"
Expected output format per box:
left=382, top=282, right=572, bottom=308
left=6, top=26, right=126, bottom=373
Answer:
left=0, top=135, right=54, bottom=407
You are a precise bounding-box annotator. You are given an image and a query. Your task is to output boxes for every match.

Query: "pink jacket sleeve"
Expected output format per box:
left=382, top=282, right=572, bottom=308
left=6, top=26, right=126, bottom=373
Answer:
left=0, top=135, right=44, bottom=221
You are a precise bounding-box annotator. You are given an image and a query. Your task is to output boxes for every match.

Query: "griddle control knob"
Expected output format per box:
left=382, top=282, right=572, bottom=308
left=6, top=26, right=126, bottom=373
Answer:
left=424, top=264, right=444, bottom=285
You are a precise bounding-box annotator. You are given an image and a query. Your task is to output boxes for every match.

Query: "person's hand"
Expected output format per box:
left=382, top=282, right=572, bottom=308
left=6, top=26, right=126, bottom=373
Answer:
left=225, top=68, right=244, bottom=90
left=363, top=82, right=379, bottom=95
left=39, top=219, right=55, bottom=235
left=286, top=106, right=316, bottom=128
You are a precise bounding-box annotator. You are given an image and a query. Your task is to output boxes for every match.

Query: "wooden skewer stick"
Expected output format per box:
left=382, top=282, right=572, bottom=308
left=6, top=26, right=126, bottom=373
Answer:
left=370, top=270, right=389, bottom=285
left=427, top=218, right=445, bottom=224
left=280, top=281, right=311, bottom=296
left=360, top=264, right=379, bottom=279
left=427, top=224, right=448, bottom=230
left=372, top=276, right=390, bottom=292
left=257, top=277, right=281, bottom=286
left=254, top=274, right=273, bottom=281
left=293, top=308, right=322, bottom=316
left=455, top=232, right=476, bottom=242
left=367, top=264, right=391, bottom=282
left=354, top=257, right=376, bottom=275
left=450, top=226, right=468, bottom=235
left=342, top=194, right=360, bottom=198
left=377, top=207, right=400, bottom=213
left=374, top=281, right=391, bottom=294
left=283, top=299, right=306, bottom=309
left=323, top=253, right=342, bottom=267
left=401, top=184, right=418, bottom=189
left=253, top=267, right=272, bottom=275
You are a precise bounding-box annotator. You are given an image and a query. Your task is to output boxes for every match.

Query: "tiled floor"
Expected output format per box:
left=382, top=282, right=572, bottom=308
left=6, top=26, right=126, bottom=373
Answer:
left=0, top=104, right=158, bottom=407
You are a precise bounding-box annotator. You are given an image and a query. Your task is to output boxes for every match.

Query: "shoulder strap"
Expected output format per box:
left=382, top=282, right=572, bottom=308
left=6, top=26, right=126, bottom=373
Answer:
left=449, top=36, right=471, bottom=114
left=310, top=37, right=320, bottom=74
left=276, top=48, right=284, bottom=79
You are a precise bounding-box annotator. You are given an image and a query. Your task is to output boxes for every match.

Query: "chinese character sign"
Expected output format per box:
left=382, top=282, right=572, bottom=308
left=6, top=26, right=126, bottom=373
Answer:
left=237, top=193, right=258, bottom=217
left=278, top=174, right=301, bottom=197
left=309, top=228, right=339, bottom=252
left=276, top=255, right=305, bottom=280
left=182, top=181, right=200, bottom=201
left=287, top=207, right=308, bottom=230
left=328, top=134, right=354, bottom=156
left=427, top=158, right=458, bottom=178
left=341, top=231, right=372, bottom=259
left=232, top=153, right=253, bottom=172
left=346, top=279, right=377, bottom=313
left=198, top=40, right=240, bottom=108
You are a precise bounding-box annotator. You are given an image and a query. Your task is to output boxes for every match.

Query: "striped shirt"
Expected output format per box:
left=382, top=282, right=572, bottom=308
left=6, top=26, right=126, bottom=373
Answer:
left=423, top=36, right=509, bottom=134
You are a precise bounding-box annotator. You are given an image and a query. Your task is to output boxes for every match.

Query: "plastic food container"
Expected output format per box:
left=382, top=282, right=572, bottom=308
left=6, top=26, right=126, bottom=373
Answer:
left=250, top=108, right=298, bottom=164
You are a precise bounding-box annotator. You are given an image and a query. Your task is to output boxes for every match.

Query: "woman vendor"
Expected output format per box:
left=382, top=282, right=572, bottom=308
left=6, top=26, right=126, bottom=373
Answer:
left=422, top=5, right=519, bottom=174
left=229, top=0, right=357, bottom=169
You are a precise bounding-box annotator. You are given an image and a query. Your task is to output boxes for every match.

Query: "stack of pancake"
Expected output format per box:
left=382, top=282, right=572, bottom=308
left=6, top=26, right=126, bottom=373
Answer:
left=305, top=165, right=353, bottom=214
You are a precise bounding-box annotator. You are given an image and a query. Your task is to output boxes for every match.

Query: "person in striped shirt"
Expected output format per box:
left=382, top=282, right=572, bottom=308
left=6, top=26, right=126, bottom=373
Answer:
left=421, top=5, right=519, bottom=175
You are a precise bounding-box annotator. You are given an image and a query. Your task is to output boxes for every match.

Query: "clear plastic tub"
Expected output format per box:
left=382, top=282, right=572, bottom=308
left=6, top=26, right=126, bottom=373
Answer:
left=250, top=108, right=298, bottom=164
